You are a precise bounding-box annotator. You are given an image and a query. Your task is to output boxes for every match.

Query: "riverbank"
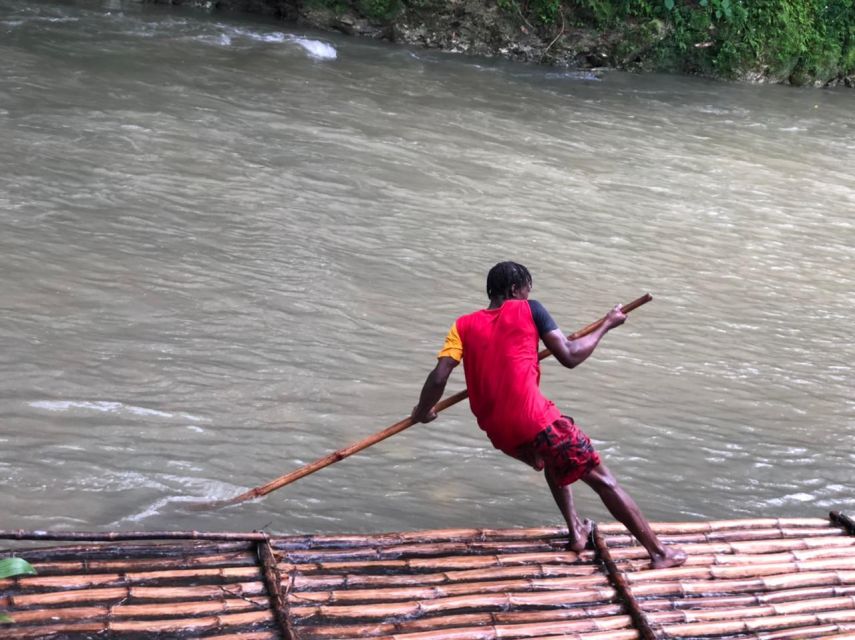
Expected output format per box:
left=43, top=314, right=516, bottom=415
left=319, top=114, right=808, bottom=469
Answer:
left=152, top=0, right=855, bottom=87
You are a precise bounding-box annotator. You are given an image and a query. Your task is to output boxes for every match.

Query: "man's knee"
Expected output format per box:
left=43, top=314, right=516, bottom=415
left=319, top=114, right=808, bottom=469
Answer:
left=583, top=464, right=619, bottom=493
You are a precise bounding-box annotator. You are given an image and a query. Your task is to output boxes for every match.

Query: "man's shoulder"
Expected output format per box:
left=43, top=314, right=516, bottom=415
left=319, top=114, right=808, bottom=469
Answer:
left=456, top=307, right=485, bottom=327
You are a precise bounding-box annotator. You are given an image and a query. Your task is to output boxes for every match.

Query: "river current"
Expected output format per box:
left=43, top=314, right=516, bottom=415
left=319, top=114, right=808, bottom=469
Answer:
left=1, top=0, right=853, bottom=536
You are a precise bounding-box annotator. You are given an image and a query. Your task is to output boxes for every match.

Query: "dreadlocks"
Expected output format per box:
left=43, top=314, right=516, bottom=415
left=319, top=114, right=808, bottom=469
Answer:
left=486, top=261, right=532, bottom=301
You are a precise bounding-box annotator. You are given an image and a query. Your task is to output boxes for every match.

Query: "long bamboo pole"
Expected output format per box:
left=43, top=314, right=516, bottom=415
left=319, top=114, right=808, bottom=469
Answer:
left=0, top=565, right=261, bottom=591
left=0, top=540, right=254, bottom=563
left=8, top=581, right=267, bottom=607
left=269, top=517, right=828, bottom=551
left=272, top=532, right=843, bottom=566
left=301, top=604, right=626, bottom=640
left=639, top=586, right=855, bottom=613
left=269, top=517, right=831, bottom=552
left=204, top=293, right=652, bottom=508
left=293, top=563, right=598, bottom=590
left=0, top=530, right=269, bottom=542
left=288, top=587, right=618, bottom=621
left=755, top=624, right=855, bottom=640
left=289, top=574, right=610, bottom=605
left=370, top=614, right=634, bottom=640
left=645, top=595, right=855, bottom=625
left=23, top=551, right=256, bottom=576
left=284, top=550, right=583, bottom=574
left=277, top=536, right=855, bottom=573
left=662, top=609, right=855, bottom=637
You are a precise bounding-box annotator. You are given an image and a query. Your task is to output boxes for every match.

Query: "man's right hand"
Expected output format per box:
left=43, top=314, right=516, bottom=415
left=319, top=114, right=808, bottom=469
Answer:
left=606, top=304, right=627, bottom=330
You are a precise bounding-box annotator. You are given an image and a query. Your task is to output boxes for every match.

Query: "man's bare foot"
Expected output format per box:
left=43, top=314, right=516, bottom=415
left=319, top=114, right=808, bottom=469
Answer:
left=566, top=518, right=593, bottom=553
left=650, top=546, right=687, bottom=569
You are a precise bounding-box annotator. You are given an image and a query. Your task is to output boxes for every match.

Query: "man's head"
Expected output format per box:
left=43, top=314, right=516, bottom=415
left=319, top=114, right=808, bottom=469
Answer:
left=486, top=261, right=532, bottom=301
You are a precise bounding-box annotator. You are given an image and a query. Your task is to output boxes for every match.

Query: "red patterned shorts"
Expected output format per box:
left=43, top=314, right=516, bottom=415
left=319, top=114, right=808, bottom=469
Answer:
left=513, top=416, right=601, bottom=487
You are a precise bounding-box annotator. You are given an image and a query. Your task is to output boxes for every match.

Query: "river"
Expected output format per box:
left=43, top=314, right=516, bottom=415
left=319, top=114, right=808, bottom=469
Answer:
left=1, top=0, right=853, bottom=536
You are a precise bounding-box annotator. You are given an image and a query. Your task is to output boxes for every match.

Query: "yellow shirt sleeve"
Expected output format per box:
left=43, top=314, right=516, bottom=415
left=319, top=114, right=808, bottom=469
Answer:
left=437, top=322, right=463, bottom=362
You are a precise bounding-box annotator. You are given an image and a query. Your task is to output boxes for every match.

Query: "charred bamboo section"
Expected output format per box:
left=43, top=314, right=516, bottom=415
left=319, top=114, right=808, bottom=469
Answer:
left=1, top=515, right=853, bottom=638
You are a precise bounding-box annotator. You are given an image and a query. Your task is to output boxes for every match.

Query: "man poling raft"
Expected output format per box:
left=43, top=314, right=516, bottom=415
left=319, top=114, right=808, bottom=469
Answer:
left=411, top=261, right=687, bottom=569
left=202, top=264, right=690, bottom=571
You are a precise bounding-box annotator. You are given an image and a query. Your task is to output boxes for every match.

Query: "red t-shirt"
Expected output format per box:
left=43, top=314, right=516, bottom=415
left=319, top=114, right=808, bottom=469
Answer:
left=439, top=299, right=561, bottom=453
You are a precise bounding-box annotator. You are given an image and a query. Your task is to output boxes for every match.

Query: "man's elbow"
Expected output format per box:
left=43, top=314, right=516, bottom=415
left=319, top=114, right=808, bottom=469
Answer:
left=428, top=367, right=451, bottom=388
left=560, top=346, right=584, bottom=369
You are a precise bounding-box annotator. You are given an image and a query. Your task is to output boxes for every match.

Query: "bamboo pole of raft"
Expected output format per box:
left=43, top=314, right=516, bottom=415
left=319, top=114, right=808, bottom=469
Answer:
left=301, top=604, right=627, bottom=639
left=277, top=536, right=851, bottom=568
left=644, top=595, right=855, bottom=625
left=0, top=540, right=255, bottom=564
left=0, top=565, right=262, bottom=591
left=4, top=598, right=270, bottom=624
left=629, top=570, right=855, bottom=599
left=273, top=531, right=847, bottom=564
left=256, top=539, right=296, bottom=640
left=368, top=615, right=635, bottom=640
left=643, top=585, right=855, bottom=611
left=621, top=545, right=855, bottom=571
left=602, top=527, right=843, bottom=548
left=293, top=563, right=599, bottom=589
left=262, top=520, right=838, bottom=556
left=0, top=529, right=271, bottom=542
left=23, top=550, right=257, bottom=575
left=756, top=625, right=855, bottom=640
left=289, top=574, right=611, bottom=604
left=283, top=550, right=584, bottom=574
left=277, top=540, right=564, bottom=563
left=8, top=581, right=268, bottom=607
left=278, top=537, right=855, bottom=571
left=289, top=587, right=618, bottom=621
left=661, top=609, right=855, bottom=637
left=208, top=293, right=653, bottom=508
left=269, top=526, right=843, bottom=560
left=591, top=523, right=658, bottom=640
left=0, top=611, right=276, bottom=639
left=624, top=557, right=855, bottom=583
left=269, top=518, right=830, bottom=551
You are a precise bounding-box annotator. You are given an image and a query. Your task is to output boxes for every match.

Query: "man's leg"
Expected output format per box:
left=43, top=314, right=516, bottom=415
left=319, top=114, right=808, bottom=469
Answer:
left=581, top=463, right=686, bottom=569
left=545, top=469, right=591, bottom=553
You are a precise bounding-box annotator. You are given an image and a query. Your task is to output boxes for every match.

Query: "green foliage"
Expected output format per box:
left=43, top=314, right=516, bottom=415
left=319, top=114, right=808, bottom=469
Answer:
left=0, top=558, right=35, bottom=580
left=533, top=0, right=562, bottom=24
left=648, top=0, right=855, bottom=82
left=466, top=0, right=853, bottom=82
left=356, top=0, right=400, bottom=19
left=0, top=558, right=36, bottom=624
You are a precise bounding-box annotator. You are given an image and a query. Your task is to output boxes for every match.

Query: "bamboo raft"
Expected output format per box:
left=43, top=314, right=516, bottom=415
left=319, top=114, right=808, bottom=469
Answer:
left=1, top=512, right=853, bottom=639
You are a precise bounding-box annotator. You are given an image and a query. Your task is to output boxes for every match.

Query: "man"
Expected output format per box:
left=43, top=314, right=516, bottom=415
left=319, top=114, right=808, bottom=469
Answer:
left=411, top=261, right=686, bottom=569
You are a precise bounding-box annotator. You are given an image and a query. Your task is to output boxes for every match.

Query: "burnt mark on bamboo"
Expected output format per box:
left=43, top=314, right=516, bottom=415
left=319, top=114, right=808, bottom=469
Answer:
left=830, top=511, right=855, bottom=536
left=593, top=522, right=658, bottom=640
